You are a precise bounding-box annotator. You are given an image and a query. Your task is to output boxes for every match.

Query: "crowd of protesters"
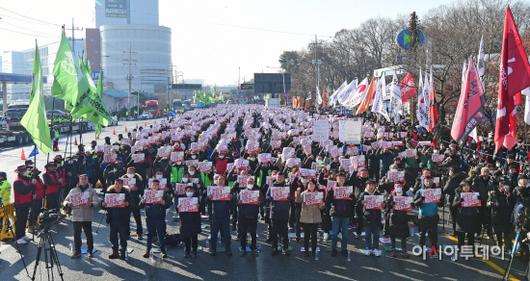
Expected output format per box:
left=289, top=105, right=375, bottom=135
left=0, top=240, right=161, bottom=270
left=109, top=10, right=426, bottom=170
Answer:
left=1, top=104, right=530, bottom=265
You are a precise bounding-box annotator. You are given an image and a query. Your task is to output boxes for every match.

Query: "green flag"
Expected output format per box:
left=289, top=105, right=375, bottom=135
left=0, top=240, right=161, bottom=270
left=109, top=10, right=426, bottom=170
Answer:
left=51, top=31, right=89, bottom=110
left=21, top=41, right=52, bottom=154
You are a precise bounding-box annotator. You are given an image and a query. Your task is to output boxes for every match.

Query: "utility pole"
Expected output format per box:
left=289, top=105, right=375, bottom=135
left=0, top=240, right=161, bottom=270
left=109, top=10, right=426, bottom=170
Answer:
left=122, top=43, right=137, bottom=117
left=312, top=35, right=321, bottom=110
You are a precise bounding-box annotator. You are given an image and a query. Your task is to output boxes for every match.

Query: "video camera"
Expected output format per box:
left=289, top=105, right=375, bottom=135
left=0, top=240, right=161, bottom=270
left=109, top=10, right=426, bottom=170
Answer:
left=36, top=208, right=59, bottom=235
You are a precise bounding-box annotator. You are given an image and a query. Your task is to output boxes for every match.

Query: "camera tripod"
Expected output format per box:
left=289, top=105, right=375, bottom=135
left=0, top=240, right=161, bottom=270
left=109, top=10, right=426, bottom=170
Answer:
left=31, top=230, right=64, bottom=281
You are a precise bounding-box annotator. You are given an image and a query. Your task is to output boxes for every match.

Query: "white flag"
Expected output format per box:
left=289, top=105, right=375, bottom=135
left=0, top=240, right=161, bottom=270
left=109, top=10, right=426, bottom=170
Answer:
left=316, top=86, right=322, bottom=105
left=329, top=81, right=347, bottom=106
left=337, top=79, right=358, bottom=106
left=477, top=35, right=485, bottom=87
left=372, top=78, right=390, bottom=122
left=524, top=87, right=530, bottom=125
left=343, top=78, right=368, bottom=108
left=416, top=68, right=429, bottom=129
left=390, top=74, right=403, bottom=123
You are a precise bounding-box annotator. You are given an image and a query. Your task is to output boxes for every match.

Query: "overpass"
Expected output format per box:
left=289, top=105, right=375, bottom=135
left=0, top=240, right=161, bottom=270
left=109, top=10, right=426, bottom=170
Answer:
left=0, top=72, right=48, bottom=113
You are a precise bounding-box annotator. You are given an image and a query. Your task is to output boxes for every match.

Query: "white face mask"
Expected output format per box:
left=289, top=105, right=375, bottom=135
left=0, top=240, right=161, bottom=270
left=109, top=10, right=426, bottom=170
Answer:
left=182, top=178, right=189, bottom=183
left=186, top=191, right=193, bottom=197
left=189, top=171, right=196, bottom=175
left=127, top=173, right=134, bottom=178
left=246, top=184, right=253, bottom=189
left=191, top=155, right=197, bottom=159
left=395, top=187, right=403, bottom=196
left=301, top=178, right=308, bottom=184
left=177, top=161, right=183, bottom=165
left=214, top=180, right=220, bottom=185
left=156, top=174, right=163, bottom=179
left=219, top=155, right=225, bottom=159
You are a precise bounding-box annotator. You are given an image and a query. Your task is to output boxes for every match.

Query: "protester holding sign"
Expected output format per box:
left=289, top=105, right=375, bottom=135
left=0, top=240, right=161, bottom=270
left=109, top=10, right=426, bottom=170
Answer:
left=63, top=174, right=101, bottom=259
left=207, top=174, right=234, bottom=257
left=326, top=172, right=354, bottom=257
left=267, top=173, right=292, bottom=256
left=297, top=181, right=324, bottom=257
left=357, top=180, right=383, bottom=257
left=413, top=176, right=440, bottom=250
left=122, top=166, right=144, bottom=240
left=103, top=179, right=130, bottom=260
left=385, top=183, right=410, bottom=258
left=237, top=177, right=260, bottom=256
left=179, top=185, right=201, bottom=258
left=488, top=182, right=515, bottom=251
left=452, top=181, right=481, bottom=249
left=142, top=179, right=172, bottom=259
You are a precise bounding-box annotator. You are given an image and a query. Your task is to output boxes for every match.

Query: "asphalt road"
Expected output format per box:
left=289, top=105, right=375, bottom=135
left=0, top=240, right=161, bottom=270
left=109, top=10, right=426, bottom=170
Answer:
left=0, top=118, right=528, bottom=281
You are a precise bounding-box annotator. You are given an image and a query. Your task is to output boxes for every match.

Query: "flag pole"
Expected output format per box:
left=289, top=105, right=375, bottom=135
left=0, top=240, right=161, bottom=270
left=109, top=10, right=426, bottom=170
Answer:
left=47, top=97, right=55, bottom=163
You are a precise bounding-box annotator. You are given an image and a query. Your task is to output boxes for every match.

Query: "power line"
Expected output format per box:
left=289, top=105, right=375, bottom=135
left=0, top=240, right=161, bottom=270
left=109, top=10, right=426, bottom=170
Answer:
left=0, top=20, right=57, bottom=37
left=0, top=6, right=62, bottom=27
left=0, top=27, right=55, bottom=38
left=207, top=21, right=333, bottom=38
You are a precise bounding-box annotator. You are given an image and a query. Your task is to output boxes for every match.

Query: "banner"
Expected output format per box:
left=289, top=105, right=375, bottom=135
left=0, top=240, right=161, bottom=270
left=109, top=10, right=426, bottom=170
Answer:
left=299, top=168, right=317, bottom=178
left=208, top=186, right=231, bottom=201
left=132, top=153, right=145, bottom=163
left=240, top=190, right=260, bottom=205
left=178, top=197, right=199, bottom=212
left=461, top=192, right=481, bottom=207
left=393, top=195, right=413, bottom=211
left=258, top=153, right=272, bottom=163
left=303, top=192, right=324, bottom=206
left=198, top=161, right=212, bottom=172
left=333, top=186, right=353, bottom=200
left=270, top=186, right=290, bottom=201
left=423, top=188, right=442, bottom=204
left=363, top=195, right=384, bottom=210
left=432, top=154, right=444, bottom=163
left=312, top=119, right=330, bottom=142
left=104, top=193, right=126, bottom=208
left=144, top=190, right=164, bottom=204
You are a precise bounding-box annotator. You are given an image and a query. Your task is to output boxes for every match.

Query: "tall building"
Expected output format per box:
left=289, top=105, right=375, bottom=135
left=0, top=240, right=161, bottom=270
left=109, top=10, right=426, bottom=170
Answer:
left=1, top=39, right=85, bottom=103
left=93, top=0, right=172, bottom=109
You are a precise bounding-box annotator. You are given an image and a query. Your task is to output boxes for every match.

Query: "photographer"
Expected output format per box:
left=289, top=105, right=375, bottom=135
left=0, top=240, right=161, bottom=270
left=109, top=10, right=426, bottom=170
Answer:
left=63, top=174, right=101, bottom=259
left=13, top=165, right=35, bottom=245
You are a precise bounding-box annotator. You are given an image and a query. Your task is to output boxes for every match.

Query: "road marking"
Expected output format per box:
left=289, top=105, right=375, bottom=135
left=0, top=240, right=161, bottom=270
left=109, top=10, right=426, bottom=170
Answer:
left=444, top=234, right=520, bottom=281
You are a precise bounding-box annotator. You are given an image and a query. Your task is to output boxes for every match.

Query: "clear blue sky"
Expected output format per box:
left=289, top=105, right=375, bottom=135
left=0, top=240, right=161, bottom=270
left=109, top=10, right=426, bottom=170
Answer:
left=0, top=0, right=454, bottom=85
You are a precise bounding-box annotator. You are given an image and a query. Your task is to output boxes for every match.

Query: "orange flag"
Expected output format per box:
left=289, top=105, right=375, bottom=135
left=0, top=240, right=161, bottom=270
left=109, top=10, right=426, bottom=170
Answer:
left=356, top=79, right=377, bottom=115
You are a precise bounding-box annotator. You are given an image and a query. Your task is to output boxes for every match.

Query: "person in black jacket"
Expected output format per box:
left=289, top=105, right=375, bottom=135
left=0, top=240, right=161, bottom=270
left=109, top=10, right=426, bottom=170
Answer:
left=208, top=175, right=234, bottom=257
left=179, top=185, right=201, bottom=258
left=472, top=167, right=495, bottom=238
left=488, top=181, right=515, bottom=251
left=327, top=172, right=354, bottom=257
left=357, top=180, right=383, bottom=257
left=385, top=183, right=411, bottom=258
left=121, top=166, right=144, bottom=240
left=103, top=179, right=131, bottom=260
left=443, top=167, right=467, bottom=235
left=142, top=179, right=172, bottom=259
left=266, top=173, right=292, bottom=256
left=237, top=177, right=260, bottom=257
left=452, top=181, right=481, bottom=249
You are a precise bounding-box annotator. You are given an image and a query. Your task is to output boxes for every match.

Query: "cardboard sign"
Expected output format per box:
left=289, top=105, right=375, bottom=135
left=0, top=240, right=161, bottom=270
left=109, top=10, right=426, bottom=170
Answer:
left=387, top=170, right=405, bottom=182
left=363, top=195, right=384, bottom=210
left=312, top=119, right=330, bottom=142
left=326, top=180, right=337, bottom=190
left=333, top=186, right=353, bottom=200
left=170, top=151, right=184, bottom=162
left=198, top=161, right=212, bottom=172
left=286, top=158, right=301, bottom=168
left=104, top=193, right=126, bottom=208
left=185, top=160, right=199, bottom=167
left=353, top=155, right=366, bottom=170
left=400, top=132, right=408, bottom=138
left=282, top=147, right=295, bottom=160
left=175, top=183, right=188, bottom=196
left=234, top=158, right=250, bottom=169
left=149, top=178, right=167, bottom=187
left=423, top=188, right=442, bottom=204
left=299, top=168, right=316, bottom=178
left=70, top=191, right=91, bottom=207
left=339, top=119, right=362, bottom=144
left=432, top=154, right=444, bottom=163
left=208, top=186, right=231, bottom=201
left=237, top=175, right=250, bottom=187
left=405, top=149, right=417, bottom=158
left=144, top=189, right=164, bottom=204
left=240, top=190, right=260, bottom=205
left=178, top=197, right=199, bottom=212
left=461, top=192, right=481, bottom=207
left=418, top=141, right=432, bottom=146
left=132, top=153, right=145, bottom=163
left=340, top=158, right=352, bottom=170
left=157, top=146, right=171, bottom=158
left=393, top=195, right=413, bottom=211
left=122, top=177, right=136, bottom=187
left=103, top=152, right=117, bottom=163
left=258, top=153, right=272, bottom=163
left=303, top=192, right=324, bottom=206
left=270, top=186, right=290, bottom=201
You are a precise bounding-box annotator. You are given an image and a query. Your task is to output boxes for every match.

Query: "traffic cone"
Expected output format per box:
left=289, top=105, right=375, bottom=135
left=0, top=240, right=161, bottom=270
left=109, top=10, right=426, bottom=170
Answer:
left=113, top=128, right=116, bottom=135
left=21, top=148, right=26, bottom=160
left=125, top=126, right=128, bottom=132
left=74, top=137, right=78, bottom=145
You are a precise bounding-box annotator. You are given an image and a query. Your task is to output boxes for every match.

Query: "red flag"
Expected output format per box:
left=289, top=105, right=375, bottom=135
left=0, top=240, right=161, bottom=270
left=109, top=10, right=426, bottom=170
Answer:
left=400, top=73, right=417, bottom=103
left=322, top=89, right=328, bottom=107
left=451, top=60, right=486, bottom=141
left=494, top=6, right=530, bottom=153
left=428, top=74, right=439, bottom=132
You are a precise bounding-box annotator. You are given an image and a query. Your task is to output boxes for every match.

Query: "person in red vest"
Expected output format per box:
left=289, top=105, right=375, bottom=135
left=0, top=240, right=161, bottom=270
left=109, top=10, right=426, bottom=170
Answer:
left=43, top=162, right=63, bottom=212
left=28, top=167, right=45, bottom=233
left=13, top=165, right=35, bottom=245
left=213, top=150, right=230, bottom=175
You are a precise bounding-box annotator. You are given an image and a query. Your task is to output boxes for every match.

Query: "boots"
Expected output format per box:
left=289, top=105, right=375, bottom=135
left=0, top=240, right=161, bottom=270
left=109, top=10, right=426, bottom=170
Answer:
left=109, top=249, right=119, bottom=259
left=120, top=249, right=127, bottom=260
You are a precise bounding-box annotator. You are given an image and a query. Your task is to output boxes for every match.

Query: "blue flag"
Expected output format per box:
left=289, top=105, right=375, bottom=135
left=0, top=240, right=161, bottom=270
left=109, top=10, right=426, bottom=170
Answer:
left=28, top=146, right=39, bottom=158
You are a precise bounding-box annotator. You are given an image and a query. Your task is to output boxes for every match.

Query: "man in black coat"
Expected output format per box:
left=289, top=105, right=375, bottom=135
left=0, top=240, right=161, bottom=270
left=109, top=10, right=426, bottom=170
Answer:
left=103, top=179, right=131, bottom=260
left=443, top=167, right=468, bottom=235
